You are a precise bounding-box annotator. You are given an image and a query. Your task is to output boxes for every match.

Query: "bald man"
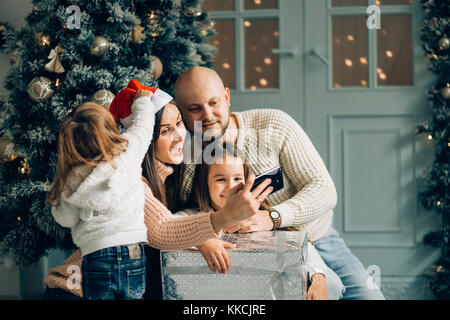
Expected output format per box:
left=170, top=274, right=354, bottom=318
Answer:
left=173, top=66, right=385, bottom=300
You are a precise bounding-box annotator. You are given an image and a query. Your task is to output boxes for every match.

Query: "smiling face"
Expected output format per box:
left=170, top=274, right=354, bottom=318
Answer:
left=207, top=156, right=245, bottom=211
left=175, top=67, right=231, bottom=141
left=154, top=103, right=187, bottom=165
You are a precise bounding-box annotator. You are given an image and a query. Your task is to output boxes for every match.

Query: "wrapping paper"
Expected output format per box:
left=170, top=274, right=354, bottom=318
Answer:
left=160, top=231, right=308, bottom=300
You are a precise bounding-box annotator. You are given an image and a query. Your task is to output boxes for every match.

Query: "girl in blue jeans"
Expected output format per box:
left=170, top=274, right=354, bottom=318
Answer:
left=48, top=88, right=165, bottom=299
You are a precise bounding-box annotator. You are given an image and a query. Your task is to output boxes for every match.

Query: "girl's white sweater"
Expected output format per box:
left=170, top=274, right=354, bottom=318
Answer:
left=51, top=96, right=155, bottom=256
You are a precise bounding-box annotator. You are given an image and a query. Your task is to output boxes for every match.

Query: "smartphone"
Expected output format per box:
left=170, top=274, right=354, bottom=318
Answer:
left=250, top=165, right=284, bottom=194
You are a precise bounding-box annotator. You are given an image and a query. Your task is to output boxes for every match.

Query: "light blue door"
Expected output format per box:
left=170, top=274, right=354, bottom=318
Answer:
left=207, top=0, right=440, bottom=299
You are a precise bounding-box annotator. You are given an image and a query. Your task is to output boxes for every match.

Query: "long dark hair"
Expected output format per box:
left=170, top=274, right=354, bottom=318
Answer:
left=142, top=102, right=185, bottom=212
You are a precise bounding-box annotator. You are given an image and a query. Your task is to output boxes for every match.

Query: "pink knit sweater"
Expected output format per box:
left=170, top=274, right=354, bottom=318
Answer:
left=44, top=179, right=217, bottom=297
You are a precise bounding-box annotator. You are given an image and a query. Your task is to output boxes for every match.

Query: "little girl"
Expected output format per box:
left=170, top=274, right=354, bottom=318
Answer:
left=178, top=142, right=345, bottom=300
left=48, top=83, right=170, bottom=300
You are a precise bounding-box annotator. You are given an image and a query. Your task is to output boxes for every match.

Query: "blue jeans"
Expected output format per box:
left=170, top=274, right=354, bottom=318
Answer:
left=81, top=243, right=146, bottom=300
left=313, top=227, right=385, bottom=300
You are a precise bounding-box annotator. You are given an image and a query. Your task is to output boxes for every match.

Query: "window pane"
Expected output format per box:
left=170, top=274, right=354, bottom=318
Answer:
left=245, top=19, right=279, bottom=89
left=332, top=16, right=369, bottom=87
left=376, top=0, right=412, bottom=5
left=332, top=0, right=367, bottom=7
left=209, top=20, right=236, bottom=89
left=377, top=15, right=413, bottom=86
left=244, top=0, right=278, bottom=10
left=202, top=0, right=234, bottom=11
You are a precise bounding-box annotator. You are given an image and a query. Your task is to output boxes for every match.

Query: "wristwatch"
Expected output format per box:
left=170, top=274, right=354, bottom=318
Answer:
left=268, top=208, right=281, bottom=230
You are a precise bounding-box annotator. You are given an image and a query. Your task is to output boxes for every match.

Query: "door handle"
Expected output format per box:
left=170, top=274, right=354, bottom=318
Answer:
left=271, top=48, right=299, bottom=57
left=308, top=48, right=329, bottom=66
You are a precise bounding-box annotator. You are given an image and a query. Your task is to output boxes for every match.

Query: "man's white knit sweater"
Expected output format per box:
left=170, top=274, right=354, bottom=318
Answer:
left=51, top=96, right=155, bottom=256
left=180, top=109, right=337, bottom=241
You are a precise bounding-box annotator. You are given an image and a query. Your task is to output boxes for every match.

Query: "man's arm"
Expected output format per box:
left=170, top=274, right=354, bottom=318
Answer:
left=271, top=111, right=337, bottom=228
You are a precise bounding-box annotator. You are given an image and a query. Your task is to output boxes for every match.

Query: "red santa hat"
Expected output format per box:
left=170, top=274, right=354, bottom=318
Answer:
left=109, top=79, right=173, bottom=128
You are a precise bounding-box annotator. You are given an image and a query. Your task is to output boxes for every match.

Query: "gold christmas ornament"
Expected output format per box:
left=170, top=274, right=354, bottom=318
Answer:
left=91, top=89, right=115, bottom=109
left=90, top=36, right=109, bottom=56
left=441, top=84, right=450, bottom=100
left=27, top=76, right=55, bottom=102
left=130, top=20, right=145, bottom=43
left=45, top=45, right=65, bottom=73
left=149, top=55, right=163, bottom=80
left=0, top=137, right=17, bottom=163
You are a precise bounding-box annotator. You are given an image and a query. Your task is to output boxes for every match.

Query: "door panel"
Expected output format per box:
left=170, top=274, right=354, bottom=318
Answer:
left=305, top=0, right=439, bottom=285
left=205, top=0, right=439, bottom=297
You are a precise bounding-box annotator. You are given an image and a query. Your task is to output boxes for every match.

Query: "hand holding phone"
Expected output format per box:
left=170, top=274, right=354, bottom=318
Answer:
left=250, top=166, right=284, bottom=194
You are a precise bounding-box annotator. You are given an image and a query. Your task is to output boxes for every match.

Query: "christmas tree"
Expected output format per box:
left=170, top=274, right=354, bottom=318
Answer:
left=418, top=0, right=450, bottom=299
left=0, top=0, right=216, bottom=268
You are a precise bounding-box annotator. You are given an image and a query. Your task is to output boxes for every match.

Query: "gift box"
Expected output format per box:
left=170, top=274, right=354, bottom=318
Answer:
left=160, top=231, right=308, bottom=300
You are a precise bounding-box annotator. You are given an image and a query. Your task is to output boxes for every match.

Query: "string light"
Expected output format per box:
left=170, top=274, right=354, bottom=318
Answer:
left=244, top=21, right=251, bottom=27
left=41, top=35, right=50, bottom=46
left=264, top=57, right=272, bottom=65
left=347, top=35, right=355, bottom=41
left=345, top=59, right=353, bottom=67
left=360, top=57, right=368, bottom=65
left=436, top=201, right=441, bottom=206
left=427, top=134, right=433, bottom=140
left=386, top=50, right=393, bottom=58
left=8, top=153, right=19, bottom=162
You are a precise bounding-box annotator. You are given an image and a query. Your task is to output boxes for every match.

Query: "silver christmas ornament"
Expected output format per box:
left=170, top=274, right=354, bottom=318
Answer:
left=439, top=36, right=450, bottom=51
left=91, top=89, right=115, bottom=109
left=90, top=36, right=109, bottom=56
left=441, top=85, right=450, bottom=100
left=27, top=76, right=54, bottom=102
left=149, top=55, right=163, bottom=80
